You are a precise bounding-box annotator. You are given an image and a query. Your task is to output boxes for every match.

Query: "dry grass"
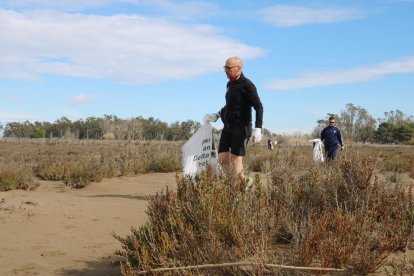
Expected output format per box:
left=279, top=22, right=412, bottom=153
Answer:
left=1, top=138, right=413, bottom=275
left=115, top=145, right=414, bottom=275
left=0, top=139, right=182, bottom=190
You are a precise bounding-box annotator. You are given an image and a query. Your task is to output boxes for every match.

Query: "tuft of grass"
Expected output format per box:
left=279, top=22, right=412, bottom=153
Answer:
left=384, top=251, right=414, bottom=275
left=33, top=156, right=69, bottom=181
left=63, top=157, right=106, bottom=188
left=0, top=163, right=39, bottom=191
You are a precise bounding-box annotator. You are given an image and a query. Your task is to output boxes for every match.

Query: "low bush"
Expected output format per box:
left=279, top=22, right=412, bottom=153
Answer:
left=115, top=169, right=274, bottom=275
left=0, top=163, right=39, bottom=191
left=116, top=153, right=414, bottom=275
left=63, top=157, right=106, bottom=188
left=33, top=157, right=69, bottom=181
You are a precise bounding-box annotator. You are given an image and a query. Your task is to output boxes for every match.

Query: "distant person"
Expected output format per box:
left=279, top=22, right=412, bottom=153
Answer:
left=203, top=56, right=263, bottom=187
left=268, top=138, right=273, bottom=150
left=320, top=116, right=344, bottom=160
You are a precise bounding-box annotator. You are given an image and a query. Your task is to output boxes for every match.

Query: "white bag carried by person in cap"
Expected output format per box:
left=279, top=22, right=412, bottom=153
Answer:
left=182, top=123, right=219, bottom=177
left=308, top=138, right=324, bottom=162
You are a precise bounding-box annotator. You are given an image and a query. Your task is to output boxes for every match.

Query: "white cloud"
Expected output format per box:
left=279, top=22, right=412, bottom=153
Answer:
left=68, top=94, right=96, bottom=106
left=257, top=5, right=365, bottom=27
left=0, top=111, right=37, bottom=122
left=0, top=0, right=222, bottom=19
left=265, top=57, right=414, bottom=90
left=139, top=0, right=222, bottom=20
left=0, top=9, right=264, bottom=84
left=0, top=0, right=116, bottom=11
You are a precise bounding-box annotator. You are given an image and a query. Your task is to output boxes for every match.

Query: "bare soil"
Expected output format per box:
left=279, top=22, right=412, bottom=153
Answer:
left=1, top=172, right=413, bottom=275
left=0, top=173, right=177, bottom=276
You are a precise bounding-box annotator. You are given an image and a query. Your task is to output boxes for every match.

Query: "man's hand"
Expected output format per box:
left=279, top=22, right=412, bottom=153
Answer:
left=252, top=128, right=262, bottom=143
left=203, top=113, right=219, bottom=124
left=341, top=145, right=345, bottom=151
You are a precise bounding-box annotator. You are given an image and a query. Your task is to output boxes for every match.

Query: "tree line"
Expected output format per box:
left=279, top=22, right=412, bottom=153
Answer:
left=312, top=103, right=414, bottom=145
left=1, top=104, right=413, bottom=144
left=0, top=115, right=202, bottom=141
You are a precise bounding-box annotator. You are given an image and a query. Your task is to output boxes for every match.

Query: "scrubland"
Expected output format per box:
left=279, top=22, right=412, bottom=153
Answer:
left=1, top=138, right=413, bottom=275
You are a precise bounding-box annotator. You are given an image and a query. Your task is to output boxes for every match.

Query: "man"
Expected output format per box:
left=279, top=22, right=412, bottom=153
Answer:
left=203, top=56, right=263, bottom=185
left=320, top=116, right=344, bottom=160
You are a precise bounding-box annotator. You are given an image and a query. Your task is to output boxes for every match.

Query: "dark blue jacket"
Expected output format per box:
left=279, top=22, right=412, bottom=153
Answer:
left=320, top=126, right=343, bottom=147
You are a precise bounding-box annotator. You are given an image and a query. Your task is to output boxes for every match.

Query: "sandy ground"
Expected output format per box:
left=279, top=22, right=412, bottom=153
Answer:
left=0, top=173, right=177, bottom=276
left=1, top=172, right=413, bottom=275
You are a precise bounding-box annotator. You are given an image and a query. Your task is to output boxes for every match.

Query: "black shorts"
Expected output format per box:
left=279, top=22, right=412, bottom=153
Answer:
left=218, top=126, right=252, bottom=156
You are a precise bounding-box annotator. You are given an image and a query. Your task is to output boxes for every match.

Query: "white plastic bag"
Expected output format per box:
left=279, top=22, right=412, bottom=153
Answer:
left=182, top=123, right=218, bottom=177
left=308, top=138, right=324, bottom=162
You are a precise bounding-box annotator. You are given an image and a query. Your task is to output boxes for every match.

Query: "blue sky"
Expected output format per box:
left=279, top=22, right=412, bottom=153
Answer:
left=0, top=0, right=413, bottom=135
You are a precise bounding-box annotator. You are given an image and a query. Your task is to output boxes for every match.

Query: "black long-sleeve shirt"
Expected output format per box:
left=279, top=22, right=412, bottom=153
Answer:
left=219, top=73, right=263, bottom=129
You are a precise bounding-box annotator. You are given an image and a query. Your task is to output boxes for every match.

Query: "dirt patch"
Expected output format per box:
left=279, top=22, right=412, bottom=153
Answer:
left=0, top=173, right=177, bottom=276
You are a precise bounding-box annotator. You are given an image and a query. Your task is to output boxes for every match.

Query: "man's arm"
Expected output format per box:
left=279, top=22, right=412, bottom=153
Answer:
left=337, top=127, right=344, bottom=146
left=244, top=82, right=263, bottom=128
left=254, top=100, right=264, bottom=129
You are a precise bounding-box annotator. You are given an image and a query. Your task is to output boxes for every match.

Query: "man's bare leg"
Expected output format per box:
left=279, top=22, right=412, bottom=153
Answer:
left=219, top=152, right=230, bottom=167
left=230, top=154, right=245, bottom=179
left=219, top=152, right=246, bottom=178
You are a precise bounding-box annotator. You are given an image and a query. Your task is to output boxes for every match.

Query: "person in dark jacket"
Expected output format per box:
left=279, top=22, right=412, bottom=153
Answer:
left=268, top=139, right=273, bottom=150
left=203, top=56, right=263, bottom=185
left=320, top=116, right=344, bottom=160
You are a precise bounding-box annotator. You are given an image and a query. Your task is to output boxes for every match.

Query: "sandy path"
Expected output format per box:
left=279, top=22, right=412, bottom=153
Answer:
left=0, top=173, right=177, bottom=276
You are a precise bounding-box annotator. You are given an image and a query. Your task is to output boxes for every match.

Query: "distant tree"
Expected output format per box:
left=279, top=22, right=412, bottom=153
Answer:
left=3, top=114, right=303, bottom=142
left=181, top=120, right=200, bottom=136
left=71, top=119, right=85, bottom=139
left=375, top=122, right=397, bottom=144
left=140, top=117, right=168, bottom=140
left=340, top=103, right=376, bottom=142
left=28, top=121, right=46, bottom=138
left=101, top=114, right=120, bottom=136
left=311, top=119, right=328, bottom=138
left=55, top=117, right=72, bottom=138
left=31, top=127, right=46, bottom=138
left=395, top=122, right=414, bottom=143
left=84, top=117, right=103, bottom=139
left=375, top=110, right=414, bottom=144
left=42, top=121, right=57, bottom=138
left=4, top=121, right=34, bottom=138
left=378, top=110, right=412, bottom=127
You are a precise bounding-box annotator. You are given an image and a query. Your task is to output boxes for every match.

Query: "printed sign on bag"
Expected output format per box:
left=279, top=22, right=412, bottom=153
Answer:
left=182, top=123, right=218, bottom=177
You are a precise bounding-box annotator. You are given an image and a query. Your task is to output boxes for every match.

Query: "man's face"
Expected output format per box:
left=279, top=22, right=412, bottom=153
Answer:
left=223, top=60, right=241, bottom=79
